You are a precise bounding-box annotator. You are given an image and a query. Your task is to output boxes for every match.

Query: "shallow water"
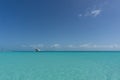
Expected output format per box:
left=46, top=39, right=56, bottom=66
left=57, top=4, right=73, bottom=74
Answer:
left=0, top=51, right=120, bottom=80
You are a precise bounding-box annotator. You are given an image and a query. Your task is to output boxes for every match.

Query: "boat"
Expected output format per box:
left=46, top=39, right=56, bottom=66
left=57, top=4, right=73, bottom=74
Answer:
left=35, top=48, right=41, bottom=52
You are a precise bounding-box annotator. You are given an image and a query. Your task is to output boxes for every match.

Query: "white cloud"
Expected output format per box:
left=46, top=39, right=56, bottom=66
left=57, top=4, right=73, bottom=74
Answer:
left=67, top=45, right=76, bottom=48
left=29, top=44, right=44, bottom=48
left=79, top=43, right=93, bottom=48
left=84, top=9, right=101, bottom=17
left=21, top=43, right=120, bottom=50
left=79, top=44, right=120, bottom=49
left=79, top=9, right=102, bottom=17
left=79, top=44, right=91, bottom=48
left=21, top=44, right=44, bottom=49
left=90, top=9, right=101, bottom=16
left=51, top=44, right=60, bottom=48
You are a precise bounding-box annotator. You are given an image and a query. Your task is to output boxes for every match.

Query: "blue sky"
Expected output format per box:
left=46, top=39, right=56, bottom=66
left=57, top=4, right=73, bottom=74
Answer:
left=0, top=0, right=120, bottom=51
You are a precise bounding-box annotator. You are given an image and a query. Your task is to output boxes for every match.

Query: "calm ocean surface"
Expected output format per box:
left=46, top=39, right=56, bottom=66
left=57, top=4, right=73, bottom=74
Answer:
left=0, top=51, right=120, bottom=80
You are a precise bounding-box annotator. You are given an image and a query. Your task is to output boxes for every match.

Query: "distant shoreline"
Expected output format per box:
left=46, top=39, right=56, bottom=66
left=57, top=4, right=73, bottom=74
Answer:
left=2, top=50, right=120, bottom=52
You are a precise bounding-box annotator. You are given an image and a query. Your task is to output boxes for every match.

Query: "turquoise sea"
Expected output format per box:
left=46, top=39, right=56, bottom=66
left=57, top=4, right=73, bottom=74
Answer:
left=0, top=51, right=120, bottom=80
